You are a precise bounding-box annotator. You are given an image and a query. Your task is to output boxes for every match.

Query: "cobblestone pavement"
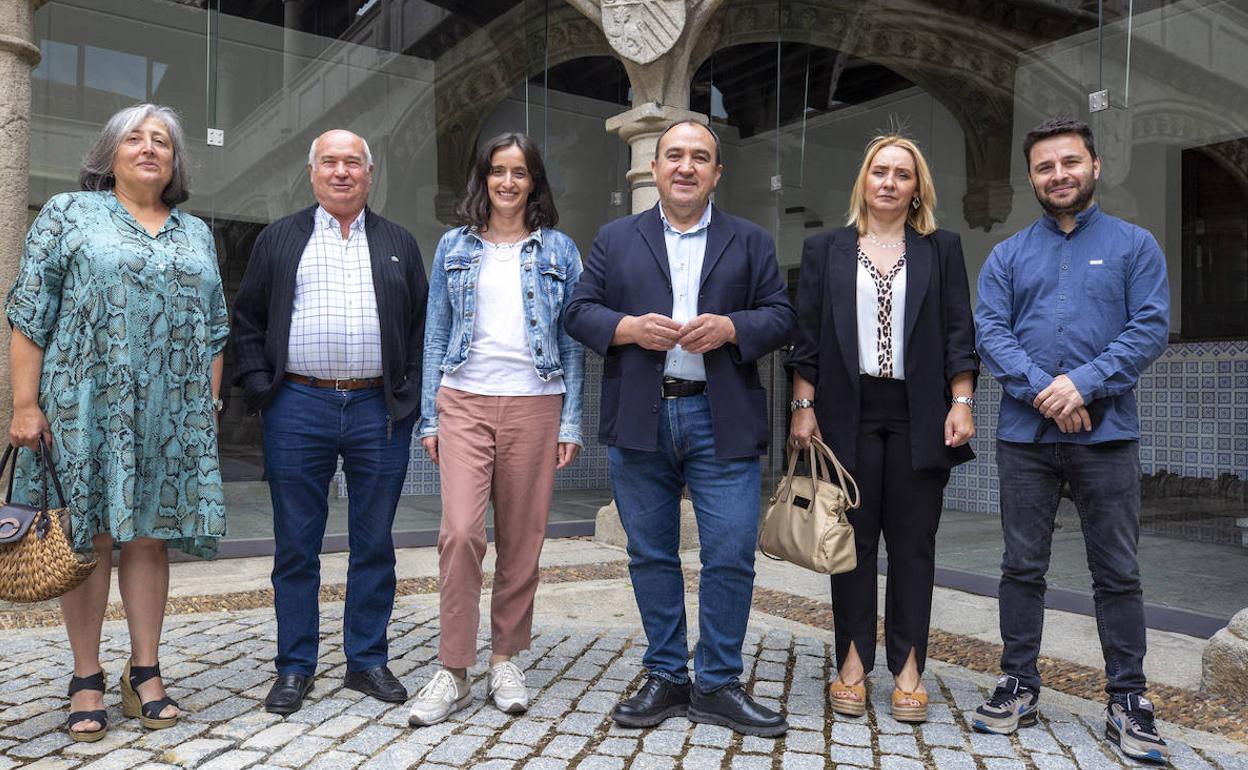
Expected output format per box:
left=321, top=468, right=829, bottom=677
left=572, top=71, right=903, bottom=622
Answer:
left=2, top=595, right=1245, bottom=770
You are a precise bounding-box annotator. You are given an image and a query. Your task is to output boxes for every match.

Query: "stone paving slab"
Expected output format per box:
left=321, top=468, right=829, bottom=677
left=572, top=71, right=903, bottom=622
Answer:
left=2, top=595, right=1245, bottom=769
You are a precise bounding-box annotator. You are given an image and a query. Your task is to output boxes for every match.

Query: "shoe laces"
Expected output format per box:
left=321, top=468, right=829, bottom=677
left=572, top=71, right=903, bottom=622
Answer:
left=492, top=661, right=525, bottom=690
left=417, top=669, right=459, bottom=702
left=1121, top=703, right=1158, bottom=736
left=985, top=685, right=1024, bottom=709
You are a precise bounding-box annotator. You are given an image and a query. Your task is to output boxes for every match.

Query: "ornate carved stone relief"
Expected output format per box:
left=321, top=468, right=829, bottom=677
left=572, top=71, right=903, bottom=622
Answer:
left=602, top=0, right=686, bottom=64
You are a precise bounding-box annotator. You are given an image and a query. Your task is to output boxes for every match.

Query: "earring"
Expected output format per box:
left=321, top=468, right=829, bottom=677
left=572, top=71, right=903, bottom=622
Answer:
left=911, top=197, right=921, bottom=210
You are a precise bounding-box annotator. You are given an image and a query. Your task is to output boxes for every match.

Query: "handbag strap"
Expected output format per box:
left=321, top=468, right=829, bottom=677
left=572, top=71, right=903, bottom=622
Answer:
left=0, top=444, right=18, bottom=504
left=37, top=436, right=67, bottom=511
left=810, top=435, right=861, bottom=509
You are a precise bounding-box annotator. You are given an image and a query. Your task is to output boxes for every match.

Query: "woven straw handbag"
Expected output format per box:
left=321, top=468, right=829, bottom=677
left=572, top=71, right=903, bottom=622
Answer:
left=0, top=438, right=97, bottom=602
left=759, top=435, right=860, bottom=575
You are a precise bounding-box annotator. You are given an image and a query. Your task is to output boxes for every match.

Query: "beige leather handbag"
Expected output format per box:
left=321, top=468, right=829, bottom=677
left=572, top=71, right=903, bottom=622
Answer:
left=759, top=435, right=860, bottom=575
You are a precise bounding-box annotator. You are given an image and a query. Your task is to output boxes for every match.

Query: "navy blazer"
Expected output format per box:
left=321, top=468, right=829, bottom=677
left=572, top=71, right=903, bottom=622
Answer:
left=787, top=225, right=978, bottom=473
left=565, top=204, right=795, bottom=459
left=231, top=205, right=428, bottom=420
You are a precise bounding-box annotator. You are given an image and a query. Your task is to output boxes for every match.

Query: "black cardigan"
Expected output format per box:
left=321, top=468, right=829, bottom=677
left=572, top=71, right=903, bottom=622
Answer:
left=787, top=225, right=978, bottom=473
left=231, top=205, right=428, bottom=420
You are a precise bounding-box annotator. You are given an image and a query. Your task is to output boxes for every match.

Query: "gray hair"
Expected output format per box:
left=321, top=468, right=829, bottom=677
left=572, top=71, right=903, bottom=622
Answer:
left=307, top=131, right=374, bottom=168
left=79, top=103, right=191, bottom=207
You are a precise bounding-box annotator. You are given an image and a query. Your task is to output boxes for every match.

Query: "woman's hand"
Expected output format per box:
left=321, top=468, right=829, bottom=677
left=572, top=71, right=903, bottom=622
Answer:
left=421, top=435, right=439, bottom=464
left=789, top=407, right=821, bottom=450
left=9, top=404, right=52, bottom=450
left=944, top=404, right=975, bottom=448
left=556, top=442, right=580, bottom=470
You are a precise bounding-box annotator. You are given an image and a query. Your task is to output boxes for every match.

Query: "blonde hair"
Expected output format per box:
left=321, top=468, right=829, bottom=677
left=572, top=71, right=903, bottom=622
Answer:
left=846, top=134, right=938, bottom=236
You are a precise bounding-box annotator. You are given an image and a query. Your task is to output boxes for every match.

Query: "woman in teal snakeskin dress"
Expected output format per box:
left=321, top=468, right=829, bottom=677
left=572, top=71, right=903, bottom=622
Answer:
left=6, top=105, right=228, bottom=741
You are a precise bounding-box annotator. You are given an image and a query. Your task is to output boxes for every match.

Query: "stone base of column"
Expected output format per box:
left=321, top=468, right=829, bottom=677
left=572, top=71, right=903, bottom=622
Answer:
left=1201, top=608, right=1248, bottom=698
left=594, top=498, right=701, bottom=553
left=605, top=102, right=708, bottom=214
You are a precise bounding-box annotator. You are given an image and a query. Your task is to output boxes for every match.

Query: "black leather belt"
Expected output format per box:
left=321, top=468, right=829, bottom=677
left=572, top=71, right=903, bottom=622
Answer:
left=661, top=377, right=707, bottom=399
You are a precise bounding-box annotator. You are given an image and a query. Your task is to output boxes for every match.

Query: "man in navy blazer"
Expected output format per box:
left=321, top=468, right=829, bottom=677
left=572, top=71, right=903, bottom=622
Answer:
left=565, top=121, right=794, bottom=737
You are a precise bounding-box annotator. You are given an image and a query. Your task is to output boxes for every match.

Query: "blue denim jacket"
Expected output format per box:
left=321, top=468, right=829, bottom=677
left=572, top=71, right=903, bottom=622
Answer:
left=420, top=226, right=585, bottom=445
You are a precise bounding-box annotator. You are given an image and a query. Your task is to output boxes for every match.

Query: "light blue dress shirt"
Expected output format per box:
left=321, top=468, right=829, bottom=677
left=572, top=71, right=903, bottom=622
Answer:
left=660, top=202, right=713, bottom=380
left=975, top=204, right=1170, bottom=444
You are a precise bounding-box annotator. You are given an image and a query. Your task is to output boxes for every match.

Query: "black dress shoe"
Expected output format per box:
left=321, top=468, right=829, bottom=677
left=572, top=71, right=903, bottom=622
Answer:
left=689, top=682, right=788, bottom=737
left=612, top=675, right=691, bottom=728
left=265, top=673, right=314, bottom=715
left=343, top=666, right=408, bottom=703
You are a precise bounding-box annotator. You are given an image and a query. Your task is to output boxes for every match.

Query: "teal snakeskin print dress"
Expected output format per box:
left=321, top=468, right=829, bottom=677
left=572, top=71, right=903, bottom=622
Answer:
left=6, top=191, right=229, bottom=558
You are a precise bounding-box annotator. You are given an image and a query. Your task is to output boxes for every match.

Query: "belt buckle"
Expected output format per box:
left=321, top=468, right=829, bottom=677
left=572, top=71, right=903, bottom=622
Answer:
left=334, top=378, right=352, bottom=392
left=661, top=377, right=678, bottom=400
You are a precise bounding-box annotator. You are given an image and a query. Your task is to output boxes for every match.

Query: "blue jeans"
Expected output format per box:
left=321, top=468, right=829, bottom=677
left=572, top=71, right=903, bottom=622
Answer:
left=608, top=394, right=762, bottom=692
left=996, top=439, right=1147, bottom=697
left=263, top=381, right=415, bottom=675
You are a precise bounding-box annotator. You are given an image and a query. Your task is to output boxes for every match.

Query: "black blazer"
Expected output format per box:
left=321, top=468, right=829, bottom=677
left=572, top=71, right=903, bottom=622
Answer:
left=231, top=205, right=429, bottom=420
left=565, top=204, right=794, bottom=459
left=788, top=225, right=977, bottom=473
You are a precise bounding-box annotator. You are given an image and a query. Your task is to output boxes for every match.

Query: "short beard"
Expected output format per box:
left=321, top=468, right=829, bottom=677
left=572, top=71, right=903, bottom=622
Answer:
left=1036, top=177, right=1096, bottom=218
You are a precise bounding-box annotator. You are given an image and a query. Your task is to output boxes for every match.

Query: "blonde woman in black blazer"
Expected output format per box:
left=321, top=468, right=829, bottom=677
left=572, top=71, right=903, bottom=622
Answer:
left=787, top=135, right=977, bottom=723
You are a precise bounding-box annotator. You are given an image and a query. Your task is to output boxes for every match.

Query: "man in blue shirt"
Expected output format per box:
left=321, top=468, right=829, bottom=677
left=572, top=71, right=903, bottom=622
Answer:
left=972, top=118, right=1170, bottom=763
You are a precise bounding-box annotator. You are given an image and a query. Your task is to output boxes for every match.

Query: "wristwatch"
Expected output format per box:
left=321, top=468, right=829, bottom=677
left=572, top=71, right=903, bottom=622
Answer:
left=951, top=395, right=974, bottom=408
left=212, top=397, right=225, bottom=413
left=789, top=399, right=815, bottom=412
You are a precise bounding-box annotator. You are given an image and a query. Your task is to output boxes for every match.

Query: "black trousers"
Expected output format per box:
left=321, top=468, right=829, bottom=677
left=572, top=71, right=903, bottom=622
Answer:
left=830, top=375, right=950, bottom=676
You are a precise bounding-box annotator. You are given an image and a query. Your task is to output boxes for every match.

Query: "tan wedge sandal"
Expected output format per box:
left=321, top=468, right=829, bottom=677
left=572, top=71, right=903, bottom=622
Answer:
left=120, top=660, right=180, bottom=730
left=66, top=671, right=108, bottom=742
left=828, top=679, right=867, bottom=717
left=891, top=687, right=929, bottom=723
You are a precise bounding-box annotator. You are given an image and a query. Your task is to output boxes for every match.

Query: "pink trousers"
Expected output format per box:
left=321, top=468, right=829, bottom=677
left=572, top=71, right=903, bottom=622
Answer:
left=434, top=386, right=562, bottom=667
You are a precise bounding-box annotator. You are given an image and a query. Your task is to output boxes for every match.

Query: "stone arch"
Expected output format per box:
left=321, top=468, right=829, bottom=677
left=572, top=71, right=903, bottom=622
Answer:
left=688, top=0, right=1094, bottom=229
left=425, top=3, right=615, bottom=222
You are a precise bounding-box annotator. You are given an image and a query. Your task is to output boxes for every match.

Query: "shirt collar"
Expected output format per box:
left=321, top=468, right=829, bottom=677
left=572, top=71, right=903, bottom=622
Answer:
left=1040, top=202, right=1100, bottom=235
left=659, top=201, right=713, bottom=236
left=104, top=190, right=182, bottom=236
left=316, top=205, right=366, bottom=233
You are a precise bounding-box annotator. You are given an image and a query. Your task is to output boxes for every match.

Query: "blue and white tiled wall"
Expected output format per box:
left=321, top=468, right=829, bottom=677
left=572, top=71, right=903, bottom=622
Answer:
left=943, top=339, right=1248, bottom=514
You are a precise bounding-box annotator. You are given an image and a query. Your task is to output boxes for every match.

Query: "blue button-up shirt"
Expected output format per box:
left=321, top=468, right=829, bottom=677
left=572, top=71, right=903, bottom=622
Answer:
left=661, top=202, right=713, bottom=380
left=975, top=204, right=1170, bottom=443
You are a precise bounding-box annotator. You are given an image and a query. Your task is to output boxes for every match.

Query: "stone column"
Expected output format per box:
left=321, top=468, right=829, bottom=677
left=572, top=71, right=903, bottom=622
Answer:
left=606, top=102, right=707, bottom=213
left=0, top=0, right=40, bottom=412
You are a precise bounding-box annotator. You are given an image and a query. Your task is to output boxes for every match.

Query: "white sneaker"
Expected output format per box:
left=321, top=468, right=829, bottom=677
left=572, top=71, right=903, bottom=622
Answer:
left=489, top=661, right=529, bottom=714
left=408, top=669, right=472, bottom=727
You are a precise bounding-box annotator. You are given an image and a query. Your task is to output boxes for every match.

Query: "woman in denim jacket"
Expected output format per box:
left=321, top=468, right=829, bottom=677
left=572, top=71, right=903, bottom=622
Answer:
left=409, top=133, right=584, bottom=726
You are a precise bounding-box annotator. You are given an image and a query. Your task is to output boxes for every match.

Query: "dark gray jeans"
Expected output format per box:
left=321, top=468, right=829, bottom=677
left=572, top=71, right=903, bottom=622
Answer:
left=996, top=439, right=1147, bottom=698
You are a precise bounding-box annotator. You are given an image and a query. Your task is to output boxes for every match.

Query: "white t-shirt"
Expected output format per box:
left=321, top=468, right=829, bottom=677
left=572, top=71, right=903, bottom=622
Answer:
left=440, top=240, right=566, bottom=396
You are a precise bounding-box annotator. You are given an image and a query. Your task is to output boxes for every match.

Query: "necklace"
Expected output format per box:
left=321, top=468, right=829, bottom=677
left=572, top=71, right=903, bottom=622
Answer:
left=865, top=231, right=905, bottom=249
left=483, top=240, right=522, bottom=261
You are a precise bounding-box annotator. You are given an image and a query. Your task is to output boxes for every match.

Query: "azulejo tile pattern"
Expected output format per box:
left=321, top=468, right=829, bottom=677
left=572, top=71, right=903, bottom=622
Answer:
left=945, top=340, right=1248, bottom=513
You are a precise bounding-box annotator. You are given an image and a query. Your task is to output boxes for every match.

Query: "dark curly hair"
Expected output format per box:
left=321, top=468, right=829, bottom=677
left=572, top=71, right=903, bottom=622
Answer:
left=1022, top=117, right=1097, bottom=166
left=456, top=132, right=558, bottom=232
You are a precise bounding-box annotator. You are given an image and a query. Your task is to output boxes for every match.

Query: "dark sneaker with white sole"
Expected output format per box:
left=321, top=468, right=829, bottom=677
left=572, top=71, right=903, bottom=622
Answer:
left=1105, top=693, right=1168, bottom=763
left=971, top=675, right=1040, bottom=734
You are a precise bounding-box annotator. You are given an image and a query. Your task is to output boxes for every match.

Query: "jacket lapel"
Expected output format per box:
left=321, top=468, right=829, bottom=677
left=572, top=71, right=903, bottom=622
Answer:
left=902, top=225, right=932, bottom=350
left=636, top=205, right=670, bottom=283
left=830, top=228, right=859, bottom=386
left=699, top=207, right=734, bottom=289
left=363, top=207, right=392, bottom=332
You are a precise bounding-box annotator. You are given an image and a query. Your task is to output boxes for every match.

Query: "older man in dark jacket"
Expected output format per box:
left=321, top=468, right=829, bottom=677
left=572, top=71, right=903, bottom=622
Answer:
left=232, top=129, right=427, bottom=715
left=566, top=120, right=794, bottom=737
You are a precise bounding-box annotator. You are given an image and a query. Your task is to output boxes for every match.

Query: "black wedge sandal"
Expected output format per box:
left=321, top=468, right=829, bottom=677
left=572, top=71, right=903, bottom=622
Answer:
left=66, top=671, right=108, bottom=742
left=120, top=660, right=179, bottom=729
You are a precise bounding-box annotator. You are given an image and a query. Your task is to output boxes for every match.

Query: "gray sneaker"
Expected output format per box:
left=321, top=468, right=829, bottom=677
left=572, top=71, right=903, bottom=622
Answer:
left=1105, top=693, right=1168, bottom=763
left=971, top=675, right=1040, bottom=734
left=488, top=661, right=529, bottom=714
left=408, top=669, right=472, bottom=727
